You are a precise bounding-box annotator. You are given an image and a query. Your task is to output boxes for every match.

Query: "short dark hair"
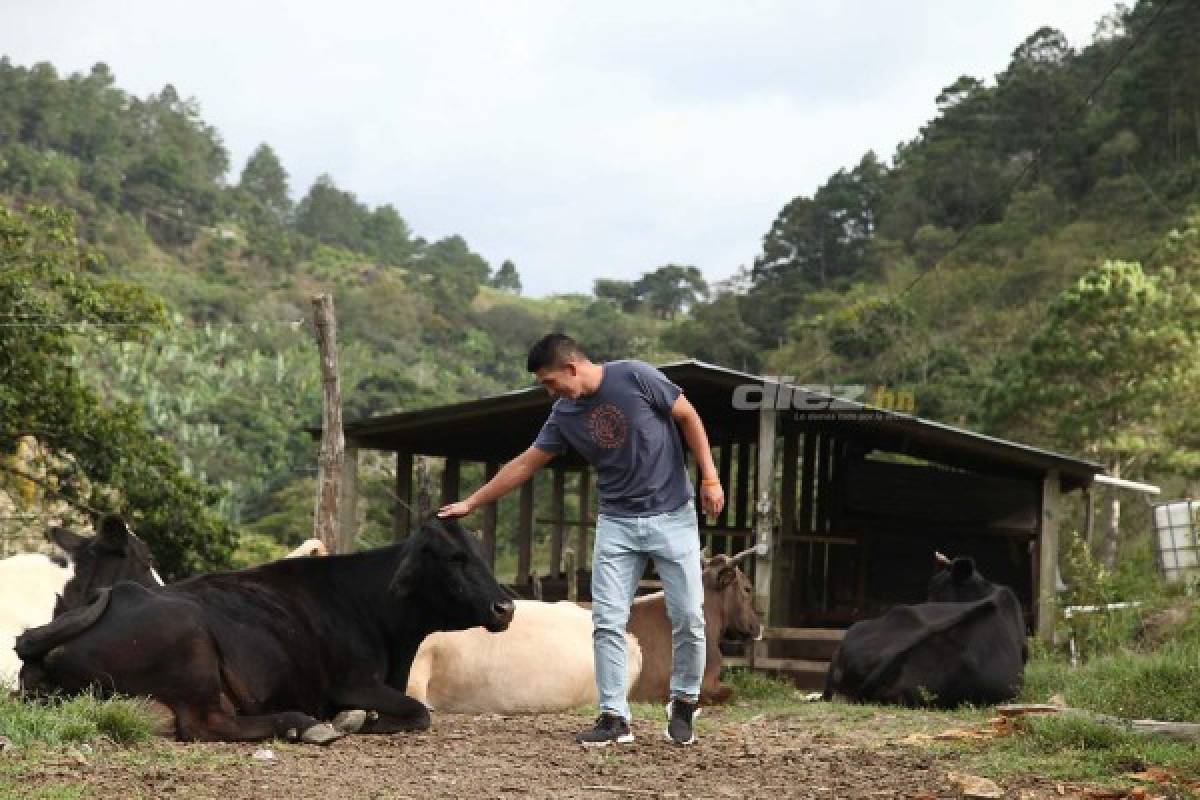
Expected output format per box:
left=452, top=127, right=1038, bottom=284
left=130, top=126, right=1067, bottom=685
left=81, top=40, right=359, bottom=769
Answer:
left=526, top=333, right=585, bottom=373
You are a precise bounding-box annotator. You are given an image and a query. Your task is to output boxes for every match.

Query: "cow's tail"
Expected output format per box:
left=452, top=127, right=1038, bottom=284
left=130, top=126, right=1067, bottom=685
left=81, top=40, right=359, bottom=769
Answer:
left=15, top=587, right=113, bottom=662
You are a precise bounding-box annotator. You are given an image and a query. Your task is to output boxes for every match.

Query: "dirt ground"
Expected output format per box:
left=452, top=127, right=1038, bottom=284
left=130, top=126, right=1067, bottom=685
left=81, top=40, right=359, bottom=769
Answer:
left=4, top=707, right=1099, bottom=800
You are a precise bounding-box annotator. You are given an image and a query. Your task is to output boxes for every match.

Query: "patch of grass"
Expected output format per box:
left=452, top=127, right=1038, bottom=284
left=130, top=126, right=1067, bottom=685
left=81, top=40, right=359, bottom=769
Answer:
left=953, top=713, right=1200, bottom=787
left=723, top=667, right=798, bottom=705
left=0, top=779, right=90, bottom=800
left=0, top=692, right=158, bottom=748
left=1021, top=644, right=1200, bottom=722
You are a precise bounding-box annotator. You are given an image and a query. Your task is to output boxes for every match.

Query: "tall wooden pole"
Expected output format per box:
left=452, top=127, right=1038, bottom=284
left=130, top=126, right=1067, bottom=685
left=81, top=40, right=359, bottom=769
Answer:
left=551, top=467, right=566, bottom=578
left=312, top=293, right=344, bottom=555
left=482, top=461, right=499, bottom=567
left=393, top=451, right=413, bottom=541
left=1037, top=470, right=1062, bottom=643
left=752, top=405, right=777, bottom=666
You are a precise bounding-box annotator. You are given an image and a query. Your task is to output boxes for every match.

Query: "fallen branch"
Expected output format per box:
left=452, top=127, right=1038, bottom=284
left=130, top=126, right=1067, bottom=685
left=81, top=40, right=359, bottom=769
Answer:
left=997, top=704, right=1200, bottom=743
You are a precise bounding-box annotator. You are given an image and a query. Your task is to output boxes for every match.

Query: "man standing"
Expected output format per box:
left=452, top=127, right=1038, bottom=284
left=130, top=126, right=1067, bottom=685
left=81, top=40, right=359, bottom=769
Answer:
left=438, top=334, right=724, bottom=746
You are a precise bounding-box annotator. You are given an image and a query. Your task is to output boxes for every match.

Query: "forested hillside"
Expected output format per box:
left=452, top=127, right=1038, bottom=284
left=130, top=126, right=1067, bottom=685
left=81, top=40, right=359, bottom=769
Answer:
left=1, top=0, right=1196, bottom=574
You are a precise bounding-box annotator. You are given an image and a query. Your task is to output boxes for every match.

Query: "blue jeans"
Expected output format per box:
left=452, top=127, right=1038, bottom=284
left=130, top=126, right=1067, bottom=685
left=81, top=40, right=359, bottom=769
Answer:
left=591, top=500, right=705, bottom=720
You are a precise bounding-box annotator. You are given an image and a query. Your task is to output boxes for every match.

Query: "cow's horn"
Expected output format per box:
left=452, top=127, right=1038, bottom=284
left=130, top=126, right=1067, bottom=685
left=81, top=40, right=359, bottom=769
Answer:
left=730, top=546, right=757, bottom=564
left=934, top=551, right=952, bottom=565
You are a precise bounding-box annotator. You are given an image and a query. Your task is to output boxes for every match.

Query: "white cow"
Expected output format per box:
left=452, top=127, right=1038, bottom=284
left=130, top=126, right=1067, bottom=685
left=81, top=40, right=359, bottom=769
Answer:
left=406, top=599, right=642, bottom=714
left=285, top=539, right=328, bottom=558
left=0, top=553, right=74, bottom=686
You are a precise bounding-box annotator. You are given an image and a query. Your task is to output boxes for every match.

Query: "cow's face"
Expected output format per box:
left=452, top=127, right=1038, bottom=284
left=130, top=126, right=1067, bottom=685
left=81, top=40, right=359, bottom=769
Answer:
left=702, top=555, right=763, bottom=641
left=393, top=515, right=515, bottom=633
left=48, top=515, right=162, bottom=617
left=926, top=555, right=994, bottom=603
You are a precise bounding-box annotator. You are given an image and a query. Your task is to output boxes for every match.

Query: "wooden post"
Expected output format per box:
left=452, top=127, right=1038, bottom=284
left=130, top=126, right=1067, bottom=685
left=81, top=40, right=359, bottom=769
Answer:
left=778, top=425, right=799, bottom=625
left=518, top=477, right=535, bottom=584
left=1083, top=486, right=1095, bottom=553
left=551, top=468, right=565, bottom=578
left=577, top=468, right=591, bottom=570
left=717, top=436, right=733, bottom=533
left=441, top=458, right=461, bottom=505
left=564, top=548, right=578, bottom=602
left=393, top=451, right=413, bottom=541
left=1037, top=470, right=1062, bottom=643
left=753, top=405, right=777, bottom=664
left=311, top=293, right=344, bottom=555
left=780, top=428, right=799, bottom=541
left=415, top=456, right=433, bottom=516
left=338, top=443, right=359, bottom=554
left=482, top=461, right=499, bottom=567
left=799, top=432, right=816, bottom=536
left=735, top=440, right=751, bottom=530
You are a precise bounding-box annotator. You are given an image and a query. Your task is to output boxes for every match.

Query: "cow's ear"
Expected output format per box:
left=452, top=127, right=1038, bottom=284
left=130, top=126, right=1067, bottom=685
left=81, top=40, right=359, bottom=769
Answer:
left=716, top=565, right=737, bottom=589
left=951, top=558, right=975, bottom=583
left=97, top=515, right=132, bottom=553
left=47, top=526, right=88, bottom=554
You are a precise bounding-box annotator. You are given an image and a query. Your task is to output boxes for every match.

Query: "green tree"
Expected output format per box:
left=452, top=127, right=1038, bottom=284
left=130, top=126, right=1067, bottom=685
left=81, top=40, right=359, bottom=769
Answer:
left=663, top=292, right=760, bottom=371
left=238, top=143, right=291, bottom=223
left=490, top=259, right=522, bottom=293
left=0, top=203, right=237, bottom=577
left=295, top=174, right=368, bottom=248
left=634, top=264, right=709, bottom=319
left=594, top=278, right=641, bottom=312
left=364, top=204, right=415, bottom=265
left=985, top=260, right=1200, bottom=567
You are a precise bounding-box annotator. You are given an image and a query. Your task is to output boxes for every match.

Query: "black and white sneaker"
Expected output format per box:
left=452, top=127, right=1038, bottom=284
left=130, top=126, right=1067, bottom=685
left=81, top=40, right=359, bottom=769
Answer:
left=576, top=713, right=635, bottom=747
left=665, top=698, right=699, bottom=745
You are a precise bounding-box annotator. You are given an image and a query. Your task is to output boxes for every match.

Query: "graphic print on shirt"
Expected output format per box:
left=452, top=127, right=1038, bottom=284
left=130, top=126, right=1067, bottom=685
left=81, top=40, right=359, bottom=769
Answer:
left=588, top=403, right=628, bottom=450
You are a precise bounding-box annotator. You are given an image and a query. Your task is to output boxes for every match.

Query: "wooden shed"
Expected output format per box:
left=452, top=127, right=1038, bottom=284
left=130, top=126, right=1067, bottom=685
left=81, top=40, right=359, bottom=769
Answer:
left=327, top=359, right=1104, bottom=681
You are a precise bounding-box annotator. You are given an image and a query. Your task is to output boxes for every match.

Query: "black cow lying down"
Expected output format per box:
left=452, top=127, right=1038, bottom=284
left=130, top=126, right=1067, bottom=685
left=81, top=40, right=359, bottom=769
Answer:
left=17, top=515, right=514, bottom=744
left=823, top=554, right=1027, bottom=708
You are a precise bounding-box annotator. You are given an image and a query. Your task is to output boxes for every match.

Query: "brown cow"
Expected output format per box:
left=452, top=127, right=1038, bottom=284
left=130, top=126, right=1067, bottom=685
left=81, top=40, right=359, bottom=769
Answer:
left=627, top=551, right=762, bottom=704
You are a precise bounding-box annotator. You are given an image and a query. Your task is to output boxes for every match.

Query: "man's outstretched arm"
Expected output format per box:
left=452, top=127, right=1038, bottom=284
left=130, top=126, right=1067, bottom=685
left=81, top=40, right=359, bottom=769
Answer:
left=437, top=445, right=555, bottom=518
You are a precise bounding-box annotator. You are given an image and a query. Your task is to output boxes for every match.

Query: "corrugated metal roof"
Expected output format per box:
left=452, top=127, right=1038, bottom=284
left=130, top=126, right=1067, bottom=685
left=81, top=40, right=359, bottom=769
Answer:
left=325, top=358, right=1103, bottom=489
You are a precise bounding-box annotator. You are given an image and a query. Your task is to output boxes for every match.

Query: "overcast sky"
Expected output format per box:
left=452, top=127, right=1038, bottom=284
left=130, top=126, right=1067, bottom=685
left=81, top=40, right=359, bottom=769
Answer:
left=5, top=1, right=1117, bottom=296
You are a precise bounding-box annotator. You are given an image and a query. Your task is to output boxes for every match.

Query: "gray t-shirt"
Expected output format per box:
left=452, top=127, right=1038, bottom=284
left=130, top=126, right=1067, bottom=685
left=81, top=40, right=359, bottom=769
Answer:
left=533, top=360, right=693, bottom=517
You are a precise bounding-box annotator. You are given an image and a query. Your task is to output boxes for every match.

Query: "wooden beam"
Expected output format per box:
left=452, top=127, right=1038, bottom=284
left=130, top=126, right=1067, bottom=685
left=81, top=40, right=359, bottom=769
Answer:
left=1037, top=470, right=1062, bottom=643
left=393, top=450, right=413, bottom=541
left=577, top=468, right=591, bottom=571
left=761, top=626, right=846, bottom=642
left=517, top=477, right=535, bottom=583
left=816, top=434, right=834, bottom=535
left=776, top=425, right=800, bottom=626
left=799, top=432, right=816, bottom=536
left=727, top=656, right=829, bottom=674
left=780, top=428, right=799, bottom=542
left=1083, top=486, right=1095, bottom=553
left=717, top=436, right=733, bottom=532
left=735, top=440, right=751, bottom=530
left=337, top=443, right=359, bottom=554
left=482, top=461, right=498, bottom=567
left=754, top=405, right=777, bottom=635
left=440, top=457, right=461, bottom=505
left=551, top=468, right=566, bottom=578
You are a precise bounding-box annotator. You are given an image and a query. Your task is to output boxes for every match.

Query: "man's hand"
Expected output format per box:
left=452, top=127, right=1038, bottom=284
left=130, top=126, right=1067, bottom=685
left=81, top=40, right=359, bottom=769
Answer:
left=437, top=499, right=474, bottom=518
left=700, top=482, right=724, bottom=517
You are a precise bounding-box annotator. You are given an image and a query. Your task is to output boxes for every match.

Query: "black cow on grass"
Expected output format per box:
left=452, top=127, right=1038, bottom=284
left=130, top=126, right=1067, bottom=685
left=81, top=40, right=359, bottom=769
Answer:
left=17, top=515, right=514, bottom=744
left=823, top=553, right=1027, bottom=708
